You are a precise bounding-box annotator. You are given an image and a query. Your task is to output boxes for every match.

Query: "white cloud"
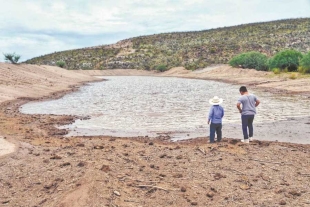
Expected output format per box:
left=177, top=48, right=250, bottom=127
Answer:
left=0, top=0, right=309, bottom=61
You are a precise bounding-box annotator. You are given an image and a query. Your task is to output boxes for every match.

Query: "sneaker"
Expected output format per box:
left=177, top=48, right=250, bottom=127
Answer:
left=249, top=137, right=253, bottom=141
left=241, top=139, right=249, bottom=143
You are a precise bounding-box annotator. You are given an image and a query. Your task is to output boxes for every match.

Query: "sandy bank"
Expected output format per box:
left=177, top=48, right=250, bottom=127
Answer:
left=0, top=63, right=98, bottom=157
left=0, top=63, right=98, bottom=103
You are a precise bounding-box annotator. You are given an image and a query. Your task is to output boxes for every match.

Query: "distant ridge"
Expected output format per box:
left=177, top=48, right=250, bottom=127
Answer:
left=25, top=18, right=310, bottom=70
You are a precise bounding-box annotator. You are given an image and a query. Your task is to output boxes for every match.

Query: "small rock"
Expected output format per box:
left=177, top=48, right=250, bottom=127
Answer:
left=60, top=162, right=71, bottom=167
left=173, top=173, right=183, bottom=178
left=191, top=201, right=198, bottom=205
left=100, top=165, right=110, bottom=172
left=289, top=190, right=301, bottom=196
left=239, top=184, right=250, bottom=190
left=275, top=188, right=285, bottom=194
left=50, top=155, right=62, bottom=159
left=176, top=155, right=183, bottom=159
left=2, top=200, right=10, bottom=204
left=94, top=145, right=104, bottom=149
left=77, top=161, right=86, bottom=167
left=113, top=191, right=121, bottom=196
left=181, top=187, right=186, bottom=192
left=206, top=192, right=214, bottom=198
left=279, top=200, right=286, bottom=205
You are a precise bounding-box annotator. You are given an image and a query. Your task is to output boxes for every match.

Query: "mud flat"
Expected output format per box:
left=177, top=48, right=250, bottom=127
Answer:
left=0, top=63, right=309, bottom=206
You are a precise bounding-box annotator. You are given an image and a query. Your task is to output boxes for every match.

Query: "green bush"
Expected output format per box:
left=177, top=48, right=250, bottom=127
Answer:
left=300, top=52, right=310, bottom=73
left=3, top=52, right=21, bottom=64
left=228, top=52, right=268, bottom=71
left=268, top=49, right=303, bottom=72
left=155, top=64, right=168, bottom=72
left=184, top=62, right=198, bottom=70
left=56, top=61, right=66, bottom=68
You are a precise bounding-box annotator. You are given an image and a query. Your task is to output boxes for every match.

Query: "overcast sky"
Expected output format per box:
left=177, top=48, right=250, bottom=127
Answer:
left=0, top=0, right=309, bottom=62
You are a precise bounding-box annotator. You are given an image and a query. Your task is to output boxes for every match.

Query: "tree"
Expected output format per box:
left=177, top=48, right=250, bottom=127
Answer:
left=3, top=52, right=21, bottom=64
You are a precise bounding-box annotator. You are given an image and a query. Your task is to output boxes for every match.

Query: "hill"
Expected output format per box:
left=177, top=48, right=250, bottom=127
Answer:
left=25, top=18, right=310, bottom=70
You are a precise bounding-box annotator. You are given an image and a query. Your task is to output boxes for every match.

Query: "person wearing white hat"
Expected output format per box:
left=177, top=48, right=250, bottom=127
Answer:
left=208, top=96, right=224, bottom=143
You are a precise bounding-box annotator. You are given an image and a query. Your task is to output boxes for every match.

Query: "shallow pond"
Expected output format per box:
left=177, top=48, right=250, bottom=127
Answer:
left=20, top=76, right=310, bottom=141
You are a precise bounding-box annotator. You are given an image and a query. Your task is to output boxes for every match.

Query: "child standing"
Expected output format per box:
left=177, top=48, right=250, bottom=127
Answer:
left=208, top=96, right=224, bottom=143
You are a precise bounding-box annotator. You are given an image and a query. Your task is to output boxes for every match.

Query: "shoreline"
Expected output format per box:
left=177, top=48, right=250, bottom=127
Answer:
left=2, top=64, right=310, bottom=156
left=0, top=64, right=310, bottom=206
left=1, top=64, right=310, bottom=155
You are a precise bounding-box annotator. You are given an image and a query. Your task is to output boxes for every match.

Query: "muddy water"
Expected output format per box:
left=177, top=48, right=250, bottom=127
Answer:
left=20, top=76, right=310, bottom=143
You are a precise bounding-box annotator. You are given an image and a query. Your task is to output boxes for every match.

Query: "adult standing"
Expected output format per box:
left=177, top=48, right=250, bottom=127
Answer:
left=237, top=86, right=260, bottom=143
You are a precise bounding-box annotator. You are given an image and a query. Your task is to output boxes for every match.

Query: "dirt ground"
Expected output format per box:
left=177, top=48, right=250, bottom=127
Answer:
left=0, top=63, right=310, bottom=206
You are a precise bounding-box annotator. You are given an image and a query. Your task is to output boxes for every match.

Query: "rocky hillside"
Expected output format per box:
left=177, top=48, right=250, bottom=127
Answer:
left=25, top=18, right=310, bottom=70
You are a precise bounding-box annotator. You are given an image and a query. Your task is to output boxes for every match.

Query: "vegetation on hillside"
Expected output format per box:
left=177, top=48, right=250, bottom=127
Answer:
left=25, top=18, right=310, bottom=70
left=268, top=49, right=303, bottom=72
left=228, top=52, right=268, bottom=71
left=229, top=49, right=310, bottom=74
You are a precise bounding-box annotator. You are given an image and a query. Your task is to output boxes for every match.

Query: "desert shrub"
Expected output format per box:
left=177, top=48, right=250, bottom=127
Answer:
left=228, top=53, right=247, bottom=67
left=3, top=52, right=21, bottom=64
left=155, top=64, right=168, bottom=72
left=229, top=52, right=268, bottom=71
left=299, top=52, right=310, bottom=73
left=272, top=68, right=281, bottom=74
left=56, top=61, right=66, bottom=68
left=297, top=66, right=308, bottom=74
left=184, top=62, right=198, bottom=70
left=289, top=73, right=297, bottom=79
left=268, top=49, right=303, bottom=72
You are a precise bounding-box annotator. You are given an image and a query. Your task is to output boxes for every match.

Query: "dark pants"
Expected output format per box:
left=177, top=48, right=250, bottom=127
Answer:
left=210, top=123, right=222, bottom=143
left=241, top=115, right=255, bottom=139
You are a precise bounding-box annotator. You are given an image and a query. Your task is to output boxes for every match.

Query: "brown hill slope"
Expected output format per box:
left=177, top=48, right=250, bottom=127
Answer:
left=25, top=18, right=310, bottom=70
left=0, top=63, right=96, bottom=103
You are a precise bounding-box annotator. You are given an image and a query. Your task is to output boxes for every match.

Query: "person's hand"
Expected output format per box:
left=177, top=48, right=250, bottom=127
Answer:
left=208, top=120, right=210, bottom=125
left=238, top=109, right=242, bottom=113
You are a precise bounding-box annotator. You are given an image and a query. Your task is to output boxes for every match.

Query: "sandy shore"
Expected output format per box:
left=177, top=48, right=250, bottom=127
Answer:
left=0, top=63, right=309, bottom=206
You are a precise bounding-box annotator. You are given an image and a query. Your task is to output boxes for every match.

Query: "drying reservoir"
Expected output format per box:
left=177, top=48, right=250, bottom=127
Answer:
left=20, top=76, right=310, bottom=142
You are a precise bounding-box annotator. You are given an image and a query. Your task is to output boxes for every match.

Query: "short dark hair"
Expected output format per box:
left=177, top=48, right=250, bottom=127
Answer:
left=239, top=86, right=247, bottom=92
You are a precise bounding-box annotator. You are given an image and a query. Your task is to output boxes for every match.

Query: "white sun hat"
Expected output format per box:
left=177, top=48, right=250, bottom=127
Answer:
left=209, top=96, right=223, bottom=105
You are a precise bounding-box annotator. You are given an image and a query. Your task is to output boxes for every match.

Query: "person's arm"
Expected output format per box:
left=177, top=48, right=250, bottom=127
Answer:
left=222, top=107, right=224, bottom=118
left=208, top=107, right=213, bottom=124
left=255, top=99, right=260, bottom=107
left=237, top=103, right=242, bottom=113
